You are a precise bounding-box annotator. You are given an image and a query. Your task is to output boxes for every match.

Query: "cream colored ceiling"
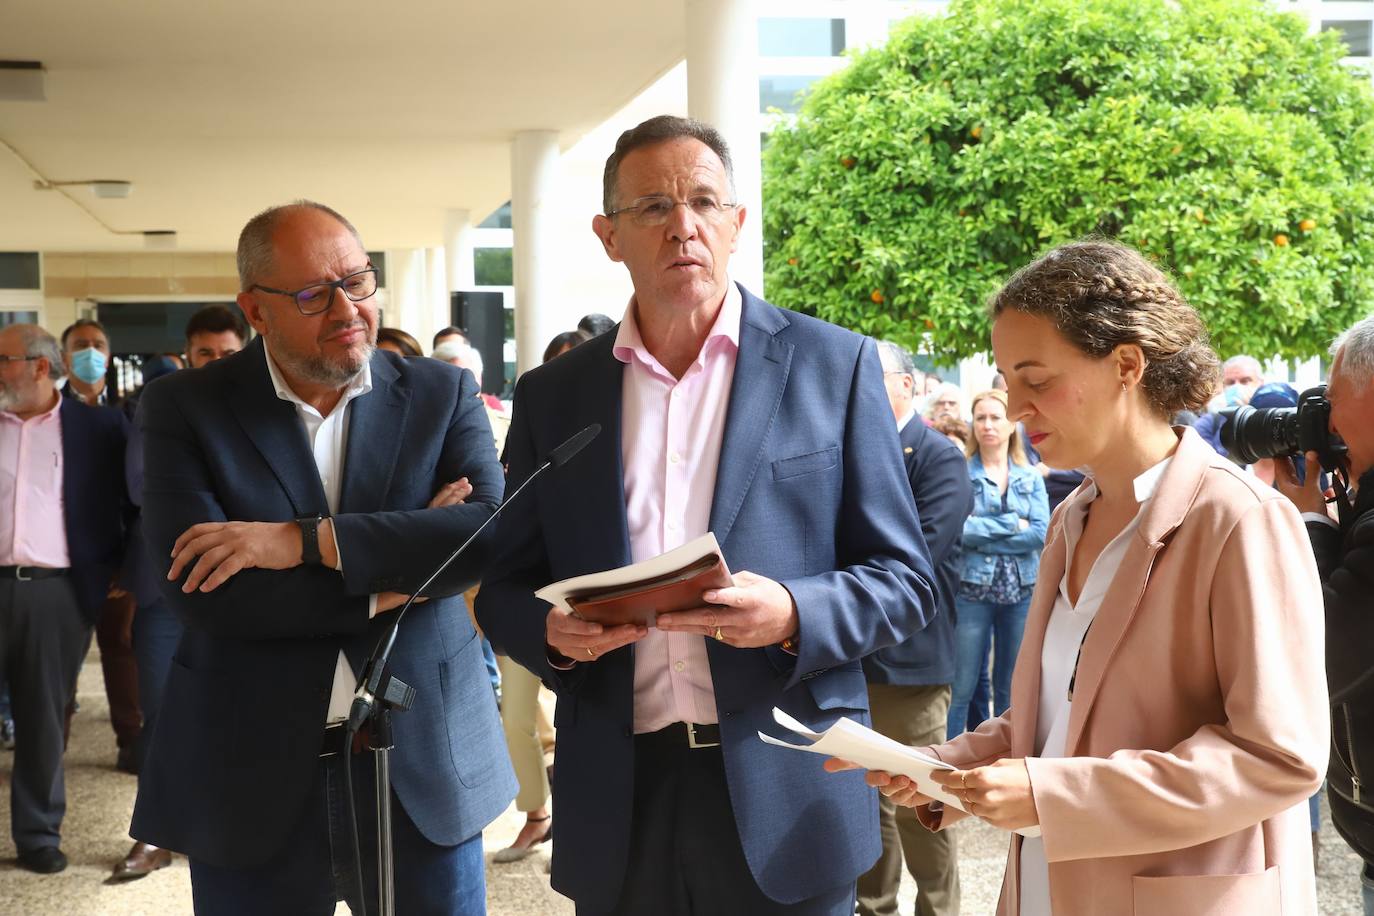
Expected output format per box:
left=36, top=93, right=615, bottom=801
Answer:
left=0, top=0, right=683, bottom=251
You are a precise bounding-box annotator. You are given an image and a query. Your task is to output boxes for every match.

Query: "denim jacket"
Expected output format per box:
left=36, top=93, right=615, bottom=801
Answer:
left=959, top=455, right=1049, bottom=587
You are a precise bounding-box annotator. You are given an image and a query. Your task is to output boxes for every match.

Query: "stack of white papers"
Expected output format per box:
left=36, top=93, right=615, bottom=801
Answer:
left=759, top=707, right=1041, bottom=838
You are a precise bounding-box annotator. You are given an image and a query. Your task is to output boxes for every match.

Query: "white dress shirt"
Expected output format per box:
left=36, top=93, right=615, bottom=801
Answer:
left=1018, top=457, right=1172, bottom=916
left=263, top=347, right=374, bottom=724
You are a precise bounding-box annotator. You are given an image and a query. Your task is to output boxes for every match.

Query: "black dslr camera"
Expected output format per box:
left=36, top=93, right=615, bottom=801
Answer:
left=1219, top=384, right=1348, bottom=472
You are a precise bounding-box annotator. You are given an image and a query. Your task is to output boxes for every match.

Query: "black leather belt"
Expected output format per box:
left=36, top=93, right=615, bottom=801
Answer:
left=636, top=722, right=721, bottom=749
left=0, top=566, right=69, bottom=581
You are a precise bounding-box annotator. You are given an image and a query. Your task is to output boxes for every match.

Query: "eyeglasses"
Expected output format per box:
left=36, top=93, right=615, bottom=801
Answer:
left=250, top=267, right=378, bottom=316
left=605, top=195, right=739, bottom=227
left=0, top=355, right=38, bottom=364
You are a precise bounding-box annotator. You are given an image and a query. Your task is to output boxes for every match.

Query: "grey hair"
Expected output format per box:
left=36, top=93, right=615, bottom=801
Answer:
left=876, top=340, right=915, bottom=378
left=1332, top=315, right=1374, bottom=389
left=12, top=324, right=66, bottom=380
left=433, top=340, right=483, bottom=384
left=236, top=200, right=365, bottom=290
left=1222, top=354, right=1263, bottom=377
left=602, top=115, right=736, bottom=214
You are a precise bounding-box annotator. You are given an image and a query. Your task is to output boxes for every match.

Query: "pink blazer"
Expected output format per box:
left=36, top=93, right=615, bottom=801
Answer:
left=923, top=428, right=1329, bottom=915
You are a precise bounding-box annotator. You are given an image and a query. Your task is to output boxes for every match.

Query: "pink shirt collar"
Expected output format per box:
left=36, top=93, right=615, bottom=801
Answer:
left=612, top=281, right=742, bottom=377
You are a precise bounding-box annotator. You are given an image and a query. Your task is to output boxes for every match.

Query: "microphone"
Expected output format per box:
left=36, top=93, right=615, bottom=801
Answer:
left=347, top=423, right=600, bottom=731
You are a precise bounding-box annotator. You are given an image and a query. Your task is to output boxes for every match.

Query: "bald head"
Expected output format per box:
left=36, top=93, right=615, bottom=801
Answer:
left=237, top=200, right=365, bottom=290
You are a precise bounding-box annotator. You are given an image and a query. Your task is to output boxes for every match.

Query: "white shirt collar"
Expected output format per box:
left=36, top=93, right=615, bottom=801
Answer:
left=896, top=407, right=918, bottom=432
left=1076, top=456, right=1174, bottom=507
left=263, top=343, right=372, bottom=416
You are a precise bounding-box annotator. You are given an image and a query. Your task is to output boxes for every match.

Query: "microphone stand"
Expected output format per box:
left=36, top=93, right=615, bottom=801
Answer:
left=343, top=423, right=599, bottom=916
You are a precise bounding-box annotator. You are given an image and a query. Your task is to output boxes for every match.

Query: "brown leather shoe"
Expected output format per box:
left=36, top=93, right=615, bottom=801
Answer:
left=109, top=842, right=171, bottom=881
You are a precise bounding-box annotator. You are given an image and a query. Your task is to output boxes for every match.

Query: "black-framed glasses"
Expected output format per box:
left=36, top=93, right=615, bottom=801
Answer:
left=0, top=355, right=38, bottom=364
left=605, top=195, right=739, bottom=227
left=250, top=267, right=379, bottom=316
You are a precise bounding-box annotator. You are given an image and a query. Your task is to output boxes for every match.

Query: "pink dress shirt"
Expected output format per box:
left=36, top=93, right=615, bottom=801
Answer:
left=0, top=393, right=71, bottom=567
left=614, top=282, right=741, bottom=734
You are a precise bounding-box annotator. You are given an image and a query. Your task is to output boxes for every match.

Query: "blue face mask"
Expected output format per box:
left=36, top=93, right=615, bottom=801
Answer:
left=1222, top=384, right=1247, bottom=408
left=70, top=348, right=108, bottom=385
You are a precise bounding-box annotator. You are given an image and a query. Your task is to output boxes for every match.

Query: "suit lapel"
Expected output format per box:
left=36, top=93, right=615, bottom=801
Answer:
left=339, top=355, right=408, bottom=514
left=573, top=336, right=632, bottom=570
left=709, top=289, right=792, bottom=548
left=227, top=339, right=328, bottom=519
left=1060, top=428, right=1208, bottom=754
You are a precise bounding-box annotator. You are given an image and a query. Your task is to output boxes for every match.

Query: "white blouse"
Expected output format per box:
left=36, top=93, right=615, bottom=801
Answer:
left=1018, top=457, right=1172, bottom=916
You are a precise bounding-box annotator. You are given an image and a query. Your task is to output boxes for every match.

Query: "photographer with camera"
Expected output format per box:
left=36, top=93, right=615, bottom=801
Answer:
left=1262, top=316, right=1374, bottom=912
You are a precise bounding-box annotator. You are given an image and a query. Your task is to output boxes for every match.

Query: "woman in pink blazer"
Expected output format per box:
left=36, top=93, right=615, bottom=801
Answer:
left=832, top=241, right=1328, bottom=915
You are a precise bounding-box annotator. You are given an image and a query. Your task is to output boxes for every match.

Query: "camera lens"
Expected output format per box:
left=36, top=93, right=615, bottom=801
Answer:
left=1219, top=405, right=1302, bottom=464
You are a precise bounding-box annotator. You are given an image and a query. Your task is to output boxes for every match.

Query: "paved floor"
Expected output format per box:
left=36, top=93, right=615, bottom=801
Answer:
left=0, top=651, right=1364, bottom=914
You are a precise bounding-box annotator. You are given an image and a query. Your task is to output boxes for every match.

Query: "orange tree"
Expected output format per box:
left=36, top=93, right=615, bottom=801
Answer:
left=762, top=0, right=1374, bottom=361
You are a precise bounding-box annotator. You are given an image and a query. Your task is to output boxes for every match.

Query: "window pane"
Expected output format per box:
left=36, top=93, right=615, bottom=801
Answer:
left=760, top=75, right=821, bottom=113
left=474, top=247, right=513, bottom=286
left=0, top=252, right=40, bottom=289
left=479, top=202, right=513, bottom=229
left=759, top=18, right=845, bottom=57
left=1322, top=20, right=1372, bottom=57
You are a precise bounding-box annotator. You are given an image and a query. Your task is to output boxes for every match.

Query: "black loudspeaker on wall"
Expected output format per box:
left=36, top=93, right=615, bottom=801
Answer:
left=451, top=291, right=506, bottom=395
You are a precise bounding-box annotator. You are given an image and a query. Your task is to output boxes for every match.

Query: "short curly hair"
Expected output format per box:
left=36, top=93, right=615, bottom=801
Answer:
left=990, top=240, right=1220, bottom=417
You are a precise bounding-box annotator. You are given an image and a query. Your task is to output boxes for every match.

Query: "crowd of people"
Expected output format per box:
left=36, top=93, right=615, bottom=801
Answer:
left=0, top=112, right=1371, bottom=916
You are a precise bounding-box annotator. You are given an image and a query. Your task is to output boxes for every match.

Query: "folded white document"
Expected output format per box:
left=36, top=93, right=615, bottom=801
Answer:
left=759, top=707, right=1041, bottom=838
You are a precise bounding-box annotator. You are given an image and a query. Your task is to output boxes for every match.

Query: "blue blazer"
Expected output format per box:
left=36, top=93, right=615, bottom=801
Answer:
left=863, top=418, right=972, bottom=687
left=130, top=338, right=516, bottom=868
left=476, top=287, right=936, bottom=910
left=959, top=455, right=1049, bottom=587
left=58, top=397, right=130, bottom=623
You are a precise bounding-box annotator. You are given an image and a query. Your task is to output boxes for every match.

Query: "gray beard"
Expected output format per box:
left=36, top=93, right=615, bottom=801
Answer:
left=273, top=340, right=373, bottom=388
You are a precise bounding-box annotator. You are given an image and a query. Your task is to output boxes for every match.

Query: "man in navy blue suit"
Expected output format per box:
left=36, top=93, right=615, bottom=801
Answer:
left=0, top=324, right=128, bottom=874
left=131, top=202, right=515, bottom=914
left=859, top=341, right=973, bottom=916
left=477, top=116, right=936, bottom=915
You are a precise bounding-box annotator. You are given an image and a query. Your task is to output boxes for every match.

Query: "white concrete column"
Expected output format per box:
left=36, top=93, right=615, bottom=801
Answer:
left=424, top=246, right=450, bottom=351
left=444, top=208, right=475, bottom=293
left=381, top=248, right=427, bottom=341
left=686, top=0, right=763, bottom=295
left=511, top=130, right=561, bottom=376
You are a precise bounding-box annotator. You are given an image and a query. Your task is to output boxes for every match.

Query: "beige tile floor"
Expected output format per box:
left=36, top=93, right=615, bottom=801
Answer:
left=0, top=650, right=1363, bottom=914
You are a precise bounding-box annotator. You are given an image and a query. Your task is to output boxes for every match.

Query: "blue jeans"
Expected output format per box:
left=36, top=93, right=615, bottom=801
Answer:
left=967, top=653, right=992, bottom=732
left=132, top=598, right=182, bottom=771
left=189, top=750, right=485, bottom=915
left=948, top=595, right=1031, bottom=740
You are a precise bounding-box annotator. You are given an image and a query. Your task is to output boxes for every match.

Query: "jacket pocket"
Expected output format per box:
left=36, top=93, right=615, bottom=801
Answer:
left=772, top=446, right=839, bottom=481
left=1131, top=866, right=1280, bottom=915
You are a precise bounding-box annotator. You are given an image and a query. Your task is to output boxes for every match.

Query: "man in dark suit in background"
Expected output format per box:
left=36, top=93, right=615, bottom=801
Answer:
left=478, top=115, right=936, bottom=915
left=0, top=324, right=128, bottom=874
left=859, top=341, right=973, bottom=916
left=131, top=201, right=515, bottom=914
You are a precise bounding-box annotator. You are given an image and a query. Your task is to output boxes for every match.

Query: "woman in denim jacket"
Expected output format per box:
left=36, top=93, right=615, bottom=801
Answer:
left=947, top=389, right=1049, bottom=739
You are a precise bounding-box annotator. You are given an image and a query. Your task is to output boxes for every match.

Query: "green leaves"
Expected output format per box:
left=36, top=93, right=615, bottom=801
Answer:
left=763, top=0, right=1374, bottom=361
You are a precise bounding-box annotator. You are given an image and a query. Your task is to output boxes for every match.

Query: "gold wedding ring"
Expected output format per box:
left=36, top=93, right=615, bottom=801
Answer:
left=586, top=647, right=596, bottom=658
left=714, top=627, right=725, bottom=642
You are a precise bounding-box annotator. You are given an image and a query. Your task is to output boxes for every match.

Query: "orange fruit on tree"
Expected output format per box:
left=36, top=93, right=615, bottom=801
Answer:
left=970, top=126, right=983, bottom=140
left=870, top=289, right=885, bottom=304
left=1299, top=219, right=1317, bottom=232
left=1274, top=234, right=1289, bottom=247
left=841, top=156, right=856, bottom=169
left=924, top=319, right=935, bottom=330
left=787, top=257, right=798, bottom=266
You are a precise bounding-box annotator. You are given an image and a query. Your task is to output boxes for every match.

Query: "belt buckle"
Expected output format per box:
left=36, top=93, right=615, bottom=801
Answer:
left=14, top=567, right=31, bottom=582
left=686, top=723, right=719, bottom=749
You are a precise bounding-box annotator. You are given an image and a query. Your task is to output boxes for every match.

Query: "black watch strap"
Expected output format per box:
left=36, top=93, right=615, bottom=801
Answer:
left=296, top=516, right=323, bottom=566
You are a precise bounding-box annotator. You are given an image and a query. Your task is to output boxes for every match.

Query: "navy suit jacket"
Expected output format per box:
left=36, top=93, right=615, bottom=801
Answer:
left=130, top=338, right=516, bottom=867
left=477, top=287, right=936, bottom=909
left=862, top=418, right=972, bottom=686
left=58, top=397, right=130, bottom=624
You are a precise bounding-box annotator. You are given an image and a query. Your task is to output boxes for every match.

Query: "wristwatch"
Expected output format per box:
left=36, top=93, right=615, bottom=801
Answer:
left=296, top=516, right=323, bottom=566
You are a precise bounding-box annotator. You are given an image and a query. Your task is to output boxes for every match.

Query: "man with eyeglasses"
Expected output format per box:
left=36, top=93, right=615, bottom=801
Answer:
left=129, top=201, right=514, bottom=914
left=478, top=115, right=935, bottom=914
left=0, top=324, right=129, bottom=874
